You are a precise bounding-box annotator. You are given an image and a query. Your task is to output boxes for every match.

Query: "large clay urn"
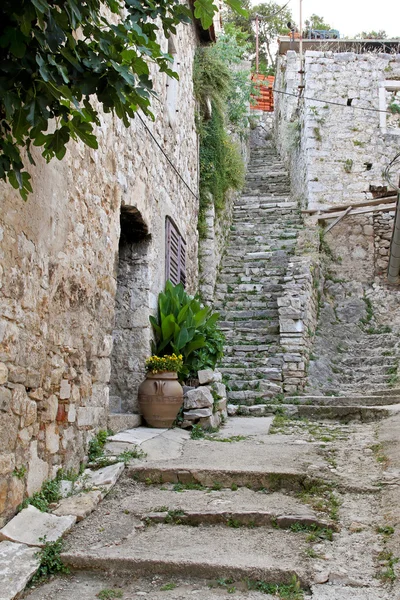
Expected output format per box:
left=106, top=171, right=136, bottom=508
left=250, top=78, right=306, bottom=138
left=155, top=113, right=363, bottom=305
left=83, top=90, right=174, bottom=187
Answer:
left=138, top=372, right=183, bottom=428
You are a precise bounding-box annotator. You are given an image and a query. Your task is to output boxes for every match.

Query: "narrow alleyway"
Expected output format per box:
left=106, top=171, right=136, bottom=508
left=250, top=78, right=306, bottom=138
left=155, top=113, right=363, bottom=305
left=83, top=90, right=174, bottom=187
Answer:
left=21, top=127, right=400, bottom=600
left=215, top=127, right=301, bottom=405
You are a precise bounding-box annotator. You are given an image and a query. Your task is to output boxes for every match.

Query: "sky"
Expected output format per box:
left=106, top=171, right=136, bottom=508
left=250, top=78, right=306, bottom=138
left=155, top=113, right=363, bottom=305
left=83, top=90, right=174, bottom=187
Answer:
left=250, top=0, right=400, bottom=38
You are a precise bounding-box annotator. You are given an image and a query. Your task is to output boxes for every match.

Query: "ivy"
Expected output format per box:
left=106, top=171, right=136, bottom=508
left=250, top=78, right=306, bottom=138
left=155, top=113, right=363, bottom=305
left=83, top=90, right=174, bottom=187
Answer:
left=0, top=0, right=247, bottom=199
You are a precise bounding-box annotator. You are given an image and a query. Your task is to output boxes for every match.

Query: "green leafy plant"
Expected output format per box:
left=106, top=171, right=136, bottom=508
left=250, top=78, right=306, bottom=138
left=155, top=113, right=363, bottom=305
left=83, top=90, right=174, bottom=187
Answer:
left=150, top=281, right=220, bottom=378
left=32, top=537, right=69, bottom=583
left=19, top=478, right=61, bottom=513
left=88, top=429, right=109, bottom=462
left=12, top=465, right=27, bottom=479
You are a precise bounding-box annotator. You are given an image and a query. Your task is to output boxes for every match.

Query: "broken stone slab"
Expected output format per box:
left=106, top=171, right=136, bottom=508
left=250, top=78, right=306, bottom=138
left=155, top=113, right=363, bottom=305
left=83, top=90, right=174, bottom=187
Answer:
left=78, top=462, right=125, bottom=494
left=0, top=541, right=40, bottom=600
left=183, top=408, right=212, bottom=420
left=184, top=387, right=213, bottom=410
left=108, top=427, right=167, bottom=446
left=0, top=505, right=76, bottom=547
left=52, top=490, right=102, bottom=521
left=227, top=404, right=238, bottom=416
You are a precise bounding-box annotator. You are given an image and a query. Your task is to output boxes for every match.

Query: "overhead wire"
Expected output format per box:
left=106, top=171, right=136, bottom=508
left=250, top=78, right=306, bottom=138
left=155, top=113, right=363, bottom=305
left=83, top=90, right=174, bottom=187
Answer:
left=137, top=113, right=199, bottom=201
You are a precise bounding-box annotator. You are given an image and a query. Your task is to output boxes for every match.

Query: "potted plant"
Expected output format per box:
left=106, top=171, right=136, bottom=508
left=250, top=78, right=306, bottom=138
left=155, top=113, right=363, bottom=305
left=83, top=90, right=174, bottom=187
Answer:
left=138, top=354, right=184, bottom=428
left=138, top=281, right=222, bottom=428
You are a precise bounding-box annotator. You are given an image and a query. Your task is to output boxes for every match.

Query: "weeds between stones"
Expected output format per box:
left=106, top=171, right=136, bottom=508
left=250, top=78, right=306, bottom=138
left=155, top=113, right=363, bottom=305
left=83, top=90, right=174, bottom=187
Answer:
left=160, top=583, right=177, bottom=591
left=31, top=537, right=69, bottom=584
left=96, top=590, right=123, bottom=599
left=377, top=550, right=399, bottom=583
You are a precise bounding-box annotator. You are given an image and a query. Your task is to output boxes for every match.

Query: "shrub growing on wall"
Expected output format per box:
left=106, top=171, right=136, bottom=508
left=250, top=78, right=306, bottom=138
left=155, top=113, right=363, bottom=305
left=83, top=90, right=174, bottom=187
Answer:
left=194, top=27, right=251, bottom=237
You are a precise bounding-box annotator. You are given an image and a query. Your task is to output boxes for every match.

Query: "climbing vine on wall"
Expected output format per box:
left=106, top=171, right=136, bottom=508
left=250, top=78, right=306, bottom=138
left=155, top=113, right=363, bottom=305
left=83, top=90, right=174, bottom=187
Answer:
left=194, top=27, right=251, bottom=237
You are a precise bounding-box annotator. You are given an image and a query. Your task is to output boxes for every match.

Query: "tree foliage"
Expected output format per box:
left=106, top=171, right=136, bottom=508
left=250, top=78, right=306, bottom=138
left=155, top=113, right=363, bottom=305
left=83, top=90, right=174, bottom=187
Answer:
left=305, top=14, right=332, bottom=32
left=223, top=1, right=293, bottom=74
left=354, top=30, right=388, bottom=40
left=0, top=0, right=246, bottom=199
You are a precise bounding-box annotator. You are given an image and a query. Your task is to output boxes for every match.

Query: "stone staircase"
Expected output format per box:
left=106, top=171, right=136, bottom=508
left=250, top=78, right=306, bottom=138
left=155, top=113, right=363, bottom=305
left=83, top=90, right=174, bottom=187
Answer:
left=214, top=127, right=302, bottom=407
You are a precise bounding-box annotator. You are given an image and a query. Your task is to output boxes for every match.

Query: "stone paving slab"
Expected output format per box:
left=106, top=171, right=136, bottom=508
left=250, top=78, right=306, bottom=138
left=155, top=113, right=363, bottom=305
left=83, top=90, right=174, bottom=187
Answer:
left=52, top=491, right=102, bottom=521
left=108, top=427, right=168, bottom=445
left=311, top=587, right=391, bottom=600
left=0, top=506, right=76, bottom=547
left=216, top=416, right=273, bottom=437
left=0, top=541, right=39, bottom=600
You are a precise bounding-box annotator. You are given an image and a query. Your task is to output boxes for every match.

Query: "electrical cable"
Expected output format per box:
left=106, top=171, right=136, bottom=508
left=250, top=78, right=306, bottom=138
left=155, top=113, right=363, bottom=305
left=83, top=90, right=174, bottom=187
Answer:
left=137, top=113, right=199, bottom=201
left=384, top=151, right=400, bottom=191
left=272, top=86, right=396, bottom=115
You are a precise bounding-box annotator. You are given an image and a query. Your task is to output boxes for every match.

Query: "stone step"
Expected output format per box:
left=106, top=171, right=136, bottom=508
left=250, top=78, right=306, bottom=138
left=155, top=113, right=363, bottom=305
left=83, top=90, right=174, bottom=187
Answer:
left=122, top=483, right=332, bottom=530
left=62, top=526, right=311, bottom=587
left=235, top=402, right=400, bottom=422
left=337, top=356, right=399, bottom=367
left=219, top=310, right=279, bottom=320
left=288, top=395, right=400, bottom=406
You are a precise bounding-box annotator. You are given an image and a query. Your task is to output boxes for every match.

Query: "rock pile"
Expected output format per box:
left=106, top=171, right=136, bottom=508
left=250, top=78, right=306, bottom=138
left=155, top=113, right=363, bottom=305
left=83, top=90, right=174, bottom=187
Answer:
left=182, top=369, right=228, bottom=429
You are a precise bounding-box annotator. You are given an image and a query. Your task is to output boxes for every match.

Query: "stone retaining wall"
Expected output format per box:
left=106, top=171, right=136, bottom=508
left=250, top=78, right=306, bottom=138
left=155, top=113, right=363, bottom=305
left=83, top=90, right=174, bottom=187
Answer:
left=278, top=230, right=321, bottom=394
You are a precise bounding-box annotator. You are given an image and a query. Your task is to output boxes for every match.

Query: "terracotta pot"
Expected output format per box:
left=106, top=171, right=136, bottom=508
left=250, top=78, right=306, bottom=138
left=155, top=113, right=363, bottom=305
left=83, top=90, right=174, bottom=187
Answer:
left=138, top=371, right=183, bottom=428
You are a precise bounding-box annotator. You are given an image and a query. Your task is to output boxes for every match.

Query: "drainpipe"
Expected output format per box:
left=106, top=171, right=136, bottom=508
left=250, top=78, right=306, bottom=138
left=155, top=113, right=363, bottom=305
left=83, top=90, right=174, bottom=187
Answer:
left=387, top=179, right=400, bottom=284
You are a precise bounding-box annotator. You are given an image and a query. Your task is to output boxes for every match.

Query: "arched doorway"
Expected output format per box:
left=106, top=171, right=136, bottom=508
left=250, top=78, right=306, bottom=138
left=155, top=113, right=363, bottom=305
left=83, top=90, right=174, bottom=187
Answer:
left=109, top=206, right=151, bottom=417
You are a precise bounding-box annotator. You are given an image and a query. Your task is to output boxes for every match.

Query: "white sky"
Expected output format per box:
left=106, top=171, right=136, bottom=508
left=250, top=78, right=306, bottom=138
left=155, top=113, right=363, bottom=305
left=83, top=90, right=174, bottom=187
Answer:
left=251, top=0, right=400, bottom=38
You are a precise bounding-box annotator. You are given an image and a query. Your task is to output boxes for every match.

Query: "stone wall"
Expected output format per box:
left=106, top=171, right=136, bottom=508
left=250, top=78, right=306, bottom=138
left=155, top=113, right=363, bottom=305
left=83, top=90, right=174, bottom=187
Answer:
left=276, top=50, right=400, bottom=211
left=0, top=21, right=200, bottom=525
left=278, top=229, right=321, bottom=394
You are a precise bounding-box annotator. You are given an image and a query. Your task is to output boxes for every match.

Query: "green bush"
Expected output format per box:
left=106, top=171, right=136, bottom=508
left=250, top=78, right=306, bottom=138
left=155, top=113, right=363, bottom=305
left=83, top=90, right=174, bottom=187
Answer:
left=187, top=324, right=225, bottom=377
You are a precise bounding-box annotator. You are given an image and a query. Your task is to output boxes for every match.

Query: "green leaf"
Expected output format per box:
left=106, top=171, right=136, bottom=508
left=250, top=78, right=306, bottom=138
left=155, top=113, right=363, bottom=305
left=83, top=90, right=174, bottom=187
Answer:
left=174, top=327, right=191, bottom=351
left=193, top=0, right=218, bottom=29
left=149, top=315, right=161, bottom=336
left=225, top=0, right=248, bottom=17
left=185, top=336, right=206, bottom=357
left=161, top=314, right=176, bottom=341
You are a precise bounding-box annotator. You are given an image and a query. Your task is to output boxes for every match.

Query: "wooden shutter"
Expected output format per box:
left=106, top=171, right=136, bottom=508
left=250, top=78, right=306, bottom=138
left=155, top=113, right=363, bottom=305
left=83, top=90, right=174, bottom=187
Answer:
left=166, top=218, right=186, bottom=287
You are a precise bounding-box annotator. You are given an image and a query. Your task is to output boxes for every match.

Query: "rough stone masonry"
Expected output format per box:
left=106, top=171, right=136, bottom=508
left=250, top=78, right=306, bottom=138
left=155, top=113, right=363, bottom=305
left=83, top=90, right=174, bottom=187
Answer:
left=0, top=19, right=201, bottom=526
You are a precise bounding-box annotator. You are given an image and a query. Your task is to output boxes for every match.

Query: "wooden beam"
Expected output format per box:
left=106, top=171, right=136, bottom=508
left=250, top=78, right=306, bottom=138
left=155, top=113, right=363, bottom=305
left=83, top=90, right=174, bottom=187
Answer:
left=325, top=206, right=352, bottom=233
left=303, top=194, right=398, bottom=215
left=317, top=202, right=397, bottom=221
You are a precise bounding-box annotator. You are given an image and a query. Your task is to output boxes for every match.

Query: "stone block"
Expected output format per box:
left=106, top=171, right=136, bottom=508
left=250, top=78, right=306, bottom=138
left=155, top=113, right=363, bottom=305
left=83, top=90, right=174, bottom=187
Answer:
left=212, top=382, right=227, bottom=399
left=197, top=369, right=214, bottom=385
left=59, top=379, right=71, bottom=400
left=46, top=423, right=60, bottom=454
left=215, top=398, right=227, bottom=412
left=26, top=441, right=48, bottom=496
left=0, top=413, right=19, bottom=452
left=8, top=366, right=26, bottom=384
left=0, top=387, right=11, bottom=413
left=0, top=454, right=14, bottom=477
left=79, top=462, right=125, bottom=492
left=227, top=404, right=238, bottom=416
left=184, top=387, right=213, bottom=410
left=0, top=541, right=40, bottom=600
left=0, top=505, right=76, bottom=546
left=183, top=408, right=212, bottom=420
left=0, top=363, right=8, bottom=385
left=52, top=490, right=102, bottom=521
left=10, top=385, right=28, bottom=416
left=198, top=412, right=221, bottom=429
